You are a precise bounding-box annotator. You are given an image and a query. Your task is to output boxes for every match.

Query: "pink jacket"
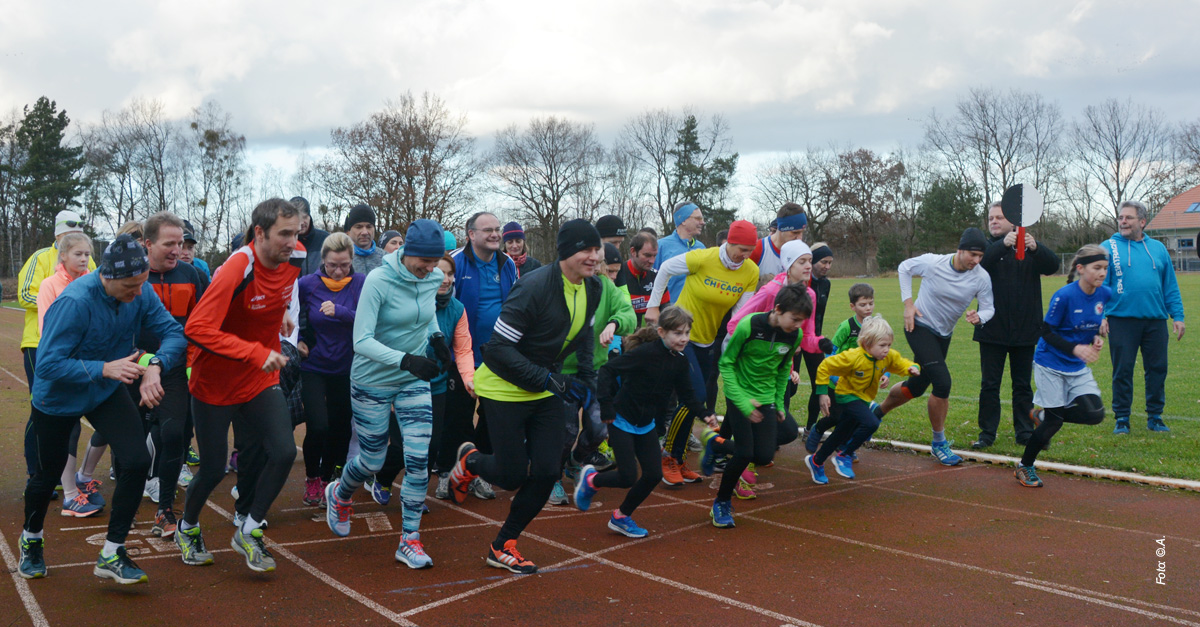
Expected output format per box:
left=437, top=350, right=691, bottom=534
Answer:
left=36, top=265, right=77, bottom=335
left=726, top=272, right=823, bottom=353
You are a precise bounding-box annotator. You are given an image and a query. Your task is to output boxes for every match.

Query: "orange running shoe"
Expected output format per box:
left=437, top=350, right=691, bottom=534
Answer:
left=661, top=456, right=684, bottom=486
left=678, top=458, right=702, bottom=483
left=486, top=540, right=537, bottom=574
left=449, top=442, right=478, bottom=504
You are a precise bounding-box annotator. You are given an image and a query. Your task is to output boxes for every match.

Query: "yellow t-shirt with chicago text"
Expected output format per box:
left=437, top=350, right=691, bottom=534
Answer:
left=676, top=247, right=758, bottom=345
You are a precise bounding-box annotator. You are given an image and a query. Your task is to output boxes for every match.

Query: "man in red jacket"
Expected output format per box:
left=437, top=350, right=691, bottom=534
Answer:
left=177, top=198, right=301, bottom=574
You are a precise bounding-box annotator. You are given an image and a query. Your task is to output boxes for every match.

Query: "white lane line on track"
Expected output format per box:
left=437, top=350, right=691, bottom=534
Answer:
left=1014, top=581, right=1200, bottom=626
left=0, top=534, right=50, bottom=627
left=1, top=364, right=26, bottom=385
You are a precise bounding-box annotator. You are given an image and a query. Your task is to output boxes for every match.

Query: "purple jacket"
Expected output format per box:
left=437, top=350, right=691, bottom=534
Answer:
left=298, top=271, right=366, bottom=375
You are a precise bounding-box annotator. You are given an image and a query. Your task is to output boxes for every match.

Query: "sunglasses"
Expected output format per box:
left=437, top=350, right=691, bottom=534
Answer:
left=57, top=220, right=87, bottom=228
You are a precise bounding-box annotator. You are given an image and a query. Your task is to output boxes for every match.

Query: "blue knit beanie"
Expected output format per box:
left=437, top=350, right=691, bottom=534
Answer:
left=404, top=219, right=445, bottom=258
left=99, top=234, right=150, bottom=279
left=443, top=229, right=458, bottom=252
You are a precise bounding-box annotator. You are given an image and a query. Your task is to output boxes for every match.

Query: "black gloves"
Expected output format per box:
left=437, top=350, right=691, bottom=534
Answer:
left=429, top=333, right=451, bottom=372
left=818, top=338, right=834, bottom=355
left=401, top=353, right=440, bottom=382
left=545, top=372, right=594, bottom=407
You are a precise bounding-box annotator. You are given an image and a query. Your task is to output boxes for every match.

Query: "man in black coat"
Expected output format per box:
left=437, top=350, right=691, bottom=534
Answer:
left=972, top=201, right=1060, bottom=448
left=291, top=196, right=329, bottom=277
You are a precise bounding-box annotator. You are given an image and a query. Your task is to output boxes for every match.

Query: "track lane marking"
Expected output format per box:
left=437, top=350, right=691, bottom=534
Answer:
left=0, top=534, right=50, bottom=627
left=1014, top=582, right=1200, bottom=626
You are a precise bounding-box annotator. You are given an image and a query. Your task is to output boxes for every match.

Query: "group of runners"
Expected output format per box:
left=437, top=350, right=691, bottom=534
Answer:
left=14, top=194, right=1184, bottom=583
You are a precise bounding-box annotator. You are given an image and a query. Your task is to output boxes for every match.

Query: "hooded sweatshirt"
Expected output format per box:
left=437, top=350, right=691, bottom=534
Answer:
left=351, top=248, right=443, bottom=388
left=561, top=273, right=638, bottom=375
left=298, top=269, right=366, bottom=375
left=1102, top=232, right=1184, bottom=321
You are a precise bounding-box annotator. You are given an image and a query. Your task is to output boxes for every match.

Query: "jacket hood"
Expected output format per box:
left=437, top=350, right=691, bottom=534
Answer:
left=384, top=248, right=445, bottom=285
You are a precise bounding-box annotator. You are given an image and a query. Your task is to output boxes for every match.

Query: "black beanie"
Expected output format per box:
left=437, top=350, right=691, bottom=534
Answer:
left=344, top=203, right=376, bottom=232
left=595, top=215, right=626, bottom=239
left=811, top=244, right=833, bottom=264
left=958, top=227, right=988, bottom=253
left=99, top=234, right=150, bottom=279
left=603, top=242, right=622, bottom=265
left=557, top=219, right=602, bottom=261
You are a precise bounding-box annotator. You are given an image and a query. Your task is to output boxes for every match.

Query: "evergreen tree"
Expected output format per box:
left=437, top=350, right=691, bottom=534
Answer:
left=670, top=114, right=738, bottom=240
left=16, top=97, right=87, bottom=245
left=915, top=177, right=983, bottom=252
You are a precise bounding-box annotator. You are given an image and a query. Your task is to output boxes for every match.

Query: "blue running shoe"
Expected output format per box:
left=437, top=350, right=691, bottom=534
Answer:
left=1015, top=465, right=1043, bottom=487
left=368, top=477, right=391, bottom=506
left=325, top=480, right=353, bottom=537
left=710, top=500, right=735, bottom=528
left=94, top=547, right=147, bottom=584
left=1147, top=416, right=1170, bottom=432
left=608, top=514, right=648, bottom=538
left=930, top=441, right=962, bottom=466
left=61, top=493, right=103, bottom=518
left=699, top=428, right=719, bottom=476
left=573, top=465, right=598, bottom=512
left=804, top=454, right=829, bottom=485
left=1113, top=418, right=1130, bottom=435
left=77, top=478, right=106, bottom=508
left=549, top=481, right=569, bottom=506
left=805, top=427, right=822, bottom=454
left=832, top=454, right=855, bottom=479
left=18, top=536, right=45, bottom=579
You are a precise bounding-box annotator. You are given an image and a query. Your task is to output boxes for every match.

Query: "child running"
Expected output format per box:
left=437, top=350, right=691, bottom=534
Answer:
left=805, top=316, right=920, bottom=483
left=573, top=308, right=710, bottom=537
left=1015, top=245, right=1111, bottom=487
left=700, top=284, right=809, bottom=528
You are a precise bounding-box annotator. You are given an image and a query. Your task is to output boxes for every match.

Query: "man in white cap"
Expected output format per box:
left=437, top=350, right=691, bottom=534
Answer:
left=16, top=210, right=97, bottom=483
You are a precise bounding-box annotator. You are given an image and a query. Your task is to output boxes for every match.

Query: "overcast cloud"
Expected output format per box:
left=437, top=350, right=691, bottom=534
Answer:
left=2, top=0, right=1197, bottom=181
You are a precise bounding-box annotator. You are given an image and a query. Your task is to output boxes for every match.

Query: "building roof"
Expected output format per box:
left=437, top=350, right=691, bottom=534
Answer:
left=1146, top=183, right=1200, bottom=232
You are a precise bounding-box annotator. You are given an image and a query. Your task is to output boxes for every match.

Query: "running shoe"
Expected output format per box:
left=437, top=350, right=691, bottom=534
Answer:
left=61, top=493, right=103, bottom=517
left=434, top=473, right=451, bottom=500
left=970, top=439, right=993, bottom=450
left=231, top=527, right=276, bottom=573
left=1113, top=418, right=1130, bottom=435
left=832, top=454, right=855, bottom=479
left=143, top=477, right=160, bottom=503
left=582, top=449, right=614, bottom=472
left=678, top=458, right=701, bottom=483
left=699, top=428, right=719, bottom=476
left=563, top=459, right=582, bottom=482
left=449, top=442, right=478, bottom=504
left=486, top=540, right=537, bottom=574
left=175, top=525, right=214, bottom=566
left=325, top=480, right=353, bottom=537
left=395, top=531, right=433, bottom=569
left=230, top=484, right=239, bottom=500
left=710, top=499, right=735, bottom=528
left=227, top=450, right=239, bottom=473
left=231, top=512, right=268, bottom=529
left=804, top=427, right=822, bottom=454
left=469, top=477, right=496, bottom=500
left=548, top=481, right=569, bottom=506
left=1030, top=407, right=1044, bottom=429
left=741, top=466, right=757, bottom=485
left=1147, top=416, right=1170, bottom=432
left=608, top=514, right=648, bottom=538
left=573, top=465, right=598, bottom=512
left=596, top=440, right=615, bottom=464
left=687, top=432, right=704, bottom=452
left=303, top=477, right=323, bottom=506
left=94, top=547, right=147, bottom=584
left=18, top=536, right=46, bottom=579
left=369, top=477, right=391, bottom=506
left=186, top=446, right=200, bottom=466
left=661, top=456, right=684, bottom=486
left=177, top=466, right=193, bottom=488
left=734, top=479, right=756, bottom=500
left=712, top=456, right=728, bottom=473
left=804, top=454, right=829, bottom=485
left=152, top=508, right=178, bottom=540
left=930, top=442, right=962, bottom=466
left=110, top=467, right=116, bottom=481
left=1015, top=465, right=1043, bottom=488
left=77, top=477, right=105, bottom=507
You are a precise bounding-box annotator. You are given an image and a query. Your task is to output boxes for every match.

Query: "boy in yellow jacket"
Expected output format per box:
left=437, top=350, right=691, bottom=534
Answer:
left=805, top=316, right=919, bottom=484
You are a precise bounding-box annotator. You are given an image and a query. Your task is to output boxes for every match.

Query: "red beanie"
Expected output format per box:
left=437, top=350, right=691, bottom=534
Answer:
left=726, top=220, right=758, bottom=247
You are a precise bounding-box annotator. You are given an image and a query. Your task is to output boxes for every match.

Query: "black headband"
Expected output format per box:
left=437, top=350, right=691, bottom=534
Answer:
left=811, top=245, right=832, bottom=263
left=1075, top=254, right=1107, bottom=267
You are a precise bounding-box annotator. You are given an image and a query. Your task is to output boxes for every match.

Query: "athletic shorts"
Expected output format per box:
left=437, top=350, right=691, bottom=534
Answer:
left=1032, top=363, right=1101, bottom=409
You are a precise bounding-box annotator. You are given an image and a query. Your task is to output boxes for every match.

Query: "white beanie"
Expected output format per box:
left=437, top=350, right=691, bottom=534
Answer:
left=779, top=240, right=812, bottom=273
left=55, top=210, right=84, bottom=238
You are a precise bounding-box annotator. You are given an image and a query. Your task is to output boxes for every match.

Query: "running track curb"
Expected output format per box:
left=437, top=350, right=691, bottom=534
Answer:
left=879, top=439, right=1200, bottom=492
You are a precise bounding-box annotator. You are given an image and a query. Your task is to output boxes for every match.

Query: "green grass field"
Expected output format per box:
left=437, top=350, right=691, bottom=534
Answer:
left=718, top=273, right=1200, bottom=481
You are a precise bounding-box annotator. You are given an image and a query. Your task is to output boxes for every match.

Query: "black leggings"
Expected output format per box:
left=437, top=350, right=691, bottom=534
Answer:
left=1020, top=394, right=1105, bottom=467
left=145, top=367, right=190, bottom=511
left=592, top=425, right=663, bottom=516
left=712, top=400, right=780, bottom=502
left=666, top=342, right=716, bottom=461
left=814, top=400, right=877, bottom=464
left=468, top=396, right=564, bottom=547
left=903, top=325, right=953, bottom=399
left=378, top=392, right=446, bottom=486
left=184, top=387, right=296, bottom=525
left=442, top=369, right=491, bottom=464
left=300, top=371, right=352, bottom=481
left=25, top=387, right=150, bottom=544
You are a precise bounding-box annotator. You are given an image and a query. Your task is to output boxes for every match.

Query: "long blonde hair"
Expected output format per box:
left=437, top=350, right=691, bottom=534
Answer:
left=57, top=232, right=92, bottom=263
left=1066, top=244, right=1108, bottom=284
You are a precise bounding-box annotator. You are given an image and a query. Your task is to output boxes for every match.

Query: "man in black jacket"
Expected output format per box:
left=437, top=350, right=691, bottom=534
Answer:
left=449, top=219, right=602, bottom=574
left=972, top=201, right=1060, bottom=448
left=291, top=196, right=329, bottom=277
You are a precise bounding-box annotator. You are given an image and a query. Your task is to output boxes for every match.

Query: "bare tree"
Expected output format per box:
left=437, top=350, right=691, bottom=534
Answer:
left=183, top=100, right=246, bottom=253
left=312, top=92, right=479, bottom=232
left=604, top=138, right=654, bottom=232
left=1071, top=97, right=1173, bottom=224
left=829, top=148, right=905, bottom=271
left=489, top=116, right=606, bottom=256
left=749, top=147, right=838, bottom=241
left=620, top=109, right=678, bottom=231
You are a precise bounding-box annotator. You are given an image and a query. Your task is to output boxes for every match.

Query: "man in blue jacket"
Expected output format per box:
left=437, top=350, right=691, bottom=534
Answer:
left=1101, top=200, right=1186, bottom=434
left=655, top=201, right=705, bottom=305
left=19, top=234, right=187, bottom=585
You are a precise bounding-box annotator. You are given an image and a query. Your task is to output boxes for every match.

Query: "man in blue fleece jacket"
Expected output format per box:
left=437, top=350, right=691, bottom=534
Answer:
left=1101, top=200, right=1185, bottom=434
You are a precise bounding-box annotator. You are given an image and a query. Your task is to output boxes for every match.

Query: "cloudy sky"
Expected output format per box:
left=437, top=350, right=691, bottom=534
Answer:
left=3, top=0, right=1197, bottom=209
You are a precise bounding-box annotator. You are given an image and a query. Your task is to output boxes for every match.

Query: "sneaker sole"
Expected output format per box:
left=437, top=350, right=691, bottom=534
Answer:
left=485, top=555, right=537, bottom=574
left=573, top=466, right=596, bottom=512
left=395, top=550, right=433, bottom=569
left=152, top=526, right=176, bottom=540
left=232, top=536, right=275, bottom=573
left=833, top=462, right=855, bottom=480
left=804, top=456, right=829, bottom=485
left=734, top=492, right=756, bottom=500
left=607, top=519, right=647, bottom=538
left=18, top=569, right=46, bottom=580
left=61, top=507, right=102, bottom=518
left=94, top=566, right=147, bottom=584
left=710, top=512, right=735, bottom=529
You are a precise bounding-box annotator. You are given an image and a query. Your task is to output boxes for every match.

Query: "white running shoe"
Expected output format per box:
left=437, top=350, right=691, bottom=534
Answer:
left=177, top=466, right=194, bottom=488
left=143, top=478, right=160, bottom=504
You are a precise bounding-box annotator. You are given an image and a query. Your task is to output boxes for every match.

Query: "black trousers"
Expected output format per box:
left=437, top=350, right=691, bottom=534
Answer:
left=712, top=400, right=780, bottom=502
left=25, top=387, right=150, bottom=544
left=976, top=342, right=1036, bottom=445
left=443, top=369, right=491, bottom=462
left=469, top=396, right=565, bottom=546
left=144, top=367, right=190, bottom=511
left=300, top=371, right=353, bottom=480
left=23, top=347, right=37, bottom=477
left=592, top=425, right=663, bottom=516
left=184, top=387, right=296, bottom=524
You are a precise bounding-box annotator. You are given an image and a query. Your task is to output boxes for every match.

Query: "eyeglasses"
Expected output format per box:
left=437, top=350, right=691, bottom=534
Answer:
left=57, top=220, right=86, bottom=228
left=472, top=227, right=502, bottom=235
left=324, top=262, right=352, bottom=271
